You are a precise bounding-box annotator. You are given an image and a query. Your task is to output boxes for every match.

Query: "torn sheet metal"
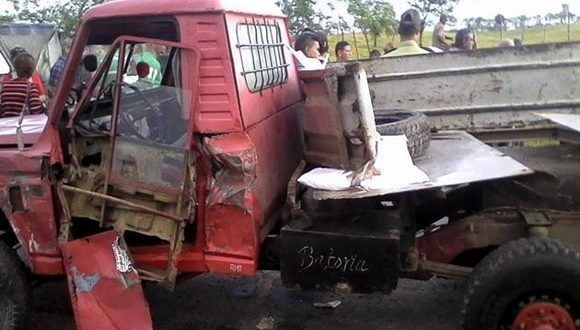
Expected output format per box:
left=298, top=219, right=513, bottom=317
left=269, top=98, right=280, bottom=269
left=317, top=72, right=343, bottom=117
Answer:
left=203, top=132, right=259, bottom=260
left=536, top=113, right=580, bottom=133
left=61, top=230, right=153, bottom=330
left=313, top=131, right=533, bottom=200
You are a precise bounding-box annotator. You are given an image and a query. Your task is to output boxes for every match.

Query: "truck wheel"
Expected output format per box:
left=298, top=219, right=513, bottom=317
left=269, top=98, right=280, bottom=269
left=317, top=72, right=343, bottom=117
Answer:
left=0, top=240, right=30, bottom=330
left=374, top=111, right=430, bottom=159
left=462, top=237, right=580, bottom=330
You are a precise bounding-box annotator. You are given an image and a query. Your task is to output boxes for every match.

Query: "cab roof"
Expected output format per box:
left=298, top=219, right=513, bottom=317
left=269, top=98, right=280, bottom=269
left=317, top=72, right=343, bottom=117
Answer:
left=83, top=0, right=285, bottom=21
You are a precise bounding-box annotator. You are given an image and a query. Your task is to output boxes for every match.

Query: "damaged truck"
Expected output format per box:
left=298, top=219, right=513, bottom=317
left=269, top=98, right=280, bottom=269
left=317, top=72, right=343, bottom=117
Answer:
left=0, top=0, right=578, bottom=329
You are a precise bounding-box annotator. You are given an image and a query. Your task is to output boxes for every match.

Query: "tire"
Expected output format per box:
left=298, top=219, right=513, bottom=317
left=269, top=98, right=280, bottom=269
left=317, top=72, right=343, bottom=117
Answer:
left=462, top=237, right=580, bottom=330
left=374, top=111, right=430, bottom=159
left=0, top=240, right=30, bottom=330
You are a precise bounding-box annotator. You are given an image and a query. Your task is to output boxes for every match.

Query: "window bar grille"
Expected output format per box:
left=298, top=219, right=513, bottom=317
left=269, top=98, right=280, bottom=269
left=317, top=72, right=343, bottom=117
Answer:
left=275, top=23, right=288, bottom=83
left=251, top=18, right=267, bottom=92
left=260, top=19, right=274, bottom=88
left=237, top=18, right=289, bottom=92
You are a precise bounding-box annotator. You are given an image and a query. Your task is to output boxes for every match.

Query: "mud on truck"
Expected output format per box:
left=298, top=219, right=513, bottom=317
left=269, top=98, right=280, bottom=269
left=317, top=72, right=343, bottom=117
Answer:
left=0, top=0, right=579, bottom=329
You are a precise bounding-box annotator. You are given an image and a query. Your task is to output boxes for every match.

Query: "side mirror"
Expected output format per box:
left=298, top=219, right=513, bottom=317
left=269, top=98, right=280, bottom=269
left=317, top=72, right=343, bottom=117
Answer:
left=82, top=54, right=98, bottom=72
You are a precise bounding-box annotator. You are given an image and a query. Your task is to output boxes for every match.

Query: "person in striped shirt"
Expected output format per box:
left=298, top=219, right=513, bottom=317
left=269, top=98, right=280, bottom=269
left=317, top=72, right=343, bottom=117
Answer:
left=0, top=54, right=44, bottom=118
left=3, top=47, right=47, bottom=102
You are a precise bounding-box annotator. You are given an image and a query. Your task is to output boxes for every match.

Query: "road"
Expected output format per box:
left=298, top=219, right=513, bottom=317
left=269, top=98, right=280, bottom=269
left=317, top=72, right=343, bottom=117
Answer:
left=29, top=271, right=465, bottom=329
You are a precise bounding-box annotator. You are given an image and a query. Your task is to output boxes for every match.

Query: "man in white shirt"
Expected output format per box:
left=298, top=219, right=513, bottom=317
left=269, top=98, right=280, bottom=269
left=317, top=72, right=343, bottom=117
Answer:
left=432, top=14, right=453, bottom=51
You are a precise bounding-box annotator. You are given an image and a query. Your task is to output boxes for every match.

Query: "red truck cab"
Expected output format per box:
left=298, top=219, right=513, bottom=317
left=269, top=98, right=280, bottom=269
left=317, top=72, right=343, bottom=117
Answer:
left=0, top=0, right=304, bottom=327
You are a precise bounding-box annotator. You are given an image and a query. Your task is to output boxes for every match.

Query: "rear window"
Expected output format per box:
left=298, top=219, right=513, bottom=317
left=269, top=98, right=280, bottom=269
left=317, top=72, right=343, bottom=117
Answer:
left=236, top=19, right=289, bottom=93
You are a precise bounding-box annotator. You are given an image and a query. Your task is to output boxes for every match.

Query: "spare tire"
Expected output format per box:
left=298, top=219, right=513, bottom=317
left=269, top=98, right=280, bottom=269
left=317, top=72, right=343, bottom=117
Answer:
left=374, top=111, right=430, bottom=159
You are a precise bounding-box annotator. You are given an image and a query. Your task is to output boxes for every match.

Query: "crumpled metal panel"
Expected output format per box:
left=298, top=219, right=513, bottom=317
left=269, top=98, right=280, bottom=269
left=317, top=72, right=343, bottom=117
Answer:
left=203, top=132, right=259, bottom=261
left=61, top=231, right=153, bottom=330
left=299, top=69, right=350, bottom=169
left=313, top=131, right=532, bottom=200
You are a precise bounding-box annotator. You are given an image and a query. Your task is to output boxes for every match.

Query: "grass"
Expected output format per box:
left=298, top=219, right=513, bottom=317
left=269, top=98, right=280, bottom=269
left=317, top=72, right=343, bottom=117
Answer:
left=329, top=23, right=580, bottom=60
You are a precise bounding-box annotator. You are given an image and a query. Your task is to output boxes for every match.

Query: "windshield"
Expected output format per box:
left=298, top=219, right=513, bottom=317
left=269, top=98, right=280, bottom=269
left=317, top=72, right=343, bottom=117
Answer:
left=74, top=39, right=189, bottom=147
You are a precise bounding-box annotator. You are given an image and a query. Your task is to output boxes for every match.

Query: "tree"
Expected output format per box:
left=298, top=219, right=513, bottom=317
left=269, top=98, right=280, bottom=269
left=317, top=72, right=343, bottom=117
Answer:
left=562, top=4, right=574, bottom=41
left=408, top=0, right=460, bottom=44
left=516, top=15, right=528, bottom=40
left=474, top=17, right=486, bottom=32
left=533, top=15, right=543, bottom=27
left=494, top=14, right=506, bottom=40
left=544, top=13, right=556, bottom=26
left=275, top=0, right=317, bottom=35
left=7, top=0, right=106, bottom=39
left=346, top=0, right=396, bottom=49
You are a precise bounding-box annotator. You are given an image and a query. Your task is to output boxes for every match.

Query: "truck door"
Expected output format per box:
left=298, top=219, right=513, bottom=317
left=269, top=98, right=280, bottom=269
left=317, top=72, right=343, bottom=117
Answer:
left=66, top=36, right=196, bottom=284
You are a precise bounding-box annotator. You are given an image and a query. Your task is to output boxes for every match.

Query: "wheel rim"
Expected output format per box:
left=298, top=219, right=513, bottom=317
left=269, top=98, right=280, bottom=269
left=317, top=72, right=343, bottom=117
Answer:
left=512, top=301, right=576, bottom=330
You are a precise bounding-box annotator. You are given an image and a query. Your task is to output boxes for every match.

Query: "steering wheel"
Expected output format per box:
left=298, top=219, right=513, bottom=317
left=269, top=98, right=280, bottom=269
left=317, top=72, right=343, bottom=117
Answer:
left=66, top=89, right=78, bottom=107
left=118, top=82, right=164, bottom=141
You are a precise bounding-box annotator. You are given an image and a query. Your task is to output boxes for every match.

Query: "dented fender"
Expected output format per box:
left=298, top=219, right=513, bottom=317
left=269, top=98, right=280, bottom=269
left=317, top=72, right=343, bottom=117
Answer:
left=61, top=231, right=153, bottom=330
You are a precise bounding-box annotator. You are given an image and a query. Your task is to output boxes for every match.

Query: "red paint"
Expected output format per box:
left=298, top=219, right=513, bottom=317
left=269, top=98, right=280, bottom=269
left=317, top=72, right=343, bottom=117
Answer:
left=180, top=14, right=244, bottom=133
left=225, top=14, right=302, bottom=129
left=83, top=0, right=284, bottom=22
left=512, top=302, right=576, bottom=330
left=61, top=231, right=152, bottom=330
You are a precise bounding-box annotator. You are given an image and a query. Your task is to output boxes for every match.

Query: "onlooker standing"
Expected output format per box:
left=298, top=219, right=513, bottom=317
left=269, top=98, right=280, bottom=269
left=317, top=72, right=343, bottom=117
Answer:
left=335, top=41, right=352, bottom=61
left=369, top=49, right=382, bottom=59
left=432, top=14, right=453, bottom=51
left=294, top=29, right=328, bottom=58
left=4, top=47, right=47, bottom=102
left=48, top=40, right=72, bottom=96
left=385, top=9, right=430, bottom=57
left=451, top=28, right=476, bottom=51
left=298, top=37, right=321, bottom=59
left=0, top=54, right=43, bottom=117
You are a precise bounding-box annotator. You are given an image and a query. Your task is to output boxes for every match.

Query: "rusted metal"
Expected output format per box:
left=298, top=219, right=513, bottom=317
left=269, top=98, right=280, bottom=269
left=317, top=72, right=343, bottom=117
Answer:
left=61, top=185, right=184, bottom=222
left=367, top=58, right=580, bottom=82
left=418, top=260, right=472, bottom=279
left=286, top=160, right=306, bottom=211
left=328, top=42, right=580, bottom=131
left=299, top=69, right=350, bottom=169
left=56, top=183, right=73, bottom=244
left=312, top=131, right=532, bottom=200
left=61, top=231, right=153, bottom=330
left=470, top=126, right=580, bottom=145
left=417, top=208, right=580, bottom=265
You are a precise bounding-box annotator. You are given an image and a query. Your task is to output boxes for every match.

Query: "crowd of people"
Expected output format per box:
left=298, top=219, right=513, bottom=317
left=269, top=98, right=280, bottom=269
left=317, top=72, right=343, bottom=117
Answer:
left=293, top=8, right=524, bottom=63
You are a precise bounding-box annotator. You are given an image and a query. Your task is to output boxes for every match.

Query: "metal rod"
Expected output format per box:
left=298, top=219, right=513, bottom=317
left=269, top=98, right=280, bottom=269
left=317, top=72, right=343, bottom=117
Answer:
left=259, top=18, right=273, bottom=87
left=61, top=185, right=184, bottom=222
left=369, top=59, right=580, bottom=82
left=419, top=260, right=472, bottom=279
left=241, top=64, right=290, bottom=75
left=252, top=18, right=266, bottom=92
left=394, top=99, right=580, bottom=116
left=237, top=43, right=286, bottom=48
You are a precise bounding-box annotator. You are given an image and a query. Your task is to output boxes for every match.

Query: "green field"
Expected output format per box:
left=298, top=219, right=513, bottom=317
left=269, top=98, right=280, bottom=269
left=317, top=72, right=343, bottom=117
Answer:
left=329, top=23, right=580, bottom=59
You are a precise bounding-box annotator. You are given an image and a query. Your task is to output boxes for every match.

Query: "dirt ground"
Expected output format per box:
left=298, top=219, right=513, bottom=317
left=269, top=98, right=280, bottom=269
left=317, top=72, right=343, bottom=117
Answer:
left=28, top=271, right=466, bottom=329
